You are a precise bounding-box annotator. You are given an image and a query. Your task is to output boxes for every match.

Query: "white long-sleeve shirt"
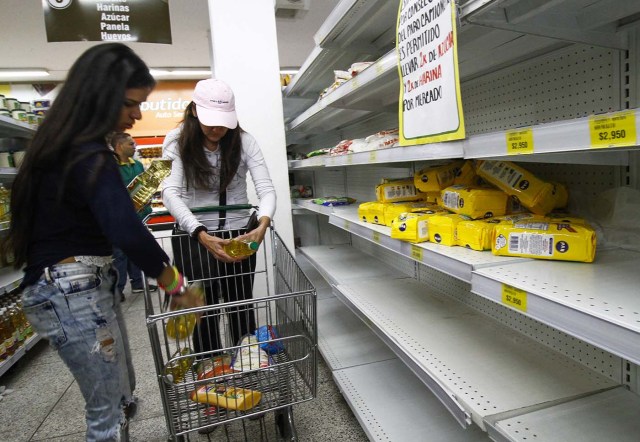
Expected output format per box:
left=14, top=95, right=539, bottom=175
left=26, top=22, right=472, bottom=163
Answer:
left=161, top=127, right=276, bottom=234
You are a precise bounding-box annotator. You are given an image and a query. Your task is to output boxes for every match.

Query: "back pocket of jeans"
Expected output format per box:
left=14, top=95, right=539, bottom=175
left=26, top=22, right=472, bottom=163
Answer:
left=58, top=274, right=102, bottom=297
left=23, top=300, right=67, bottom=349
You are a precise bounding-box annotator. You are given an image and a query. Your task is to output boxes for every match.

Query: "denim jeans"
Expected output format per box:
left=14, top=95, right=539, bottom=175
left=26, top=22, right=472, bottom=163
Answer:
left=21, top=261, right=135, bottom=442
left=113, top=247, right=143, bottom=292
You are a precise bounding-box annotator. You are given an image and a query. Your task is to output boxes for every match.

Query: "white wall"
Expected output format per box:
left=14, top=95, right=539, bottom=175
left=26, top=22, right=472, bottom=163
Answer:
left=207, top=0, right=294, bottom=251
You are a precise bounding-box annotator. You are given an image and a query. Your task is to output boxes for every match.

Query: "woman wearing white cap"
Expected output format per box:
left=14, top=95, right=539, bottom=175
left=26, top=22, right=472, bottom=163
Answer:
left=161, top=78, right=276, bottom=359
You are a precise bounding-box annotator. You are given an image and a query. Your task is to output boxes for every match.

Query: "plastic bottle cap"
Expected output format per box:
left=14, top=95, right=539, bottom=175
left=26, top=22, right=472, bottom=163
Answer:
left=248, top=241, right=259, bottom=251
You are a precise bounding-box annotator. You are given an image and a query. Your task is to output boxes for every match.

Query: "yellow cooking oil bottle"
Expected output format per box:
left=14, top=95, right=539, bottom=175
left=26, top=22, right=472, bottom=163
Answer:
left=165, top=310, right=197, bottom=340
left=127, top=159, right=172, bottom=212
left=224, top=239, right=259, bottom=259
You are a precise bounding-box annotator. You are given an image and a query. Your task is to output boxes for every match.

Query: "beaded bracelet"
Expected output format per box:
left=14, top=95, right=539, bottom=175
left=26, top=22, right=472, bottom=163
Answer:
left=159, top=265, right=187, bottom=296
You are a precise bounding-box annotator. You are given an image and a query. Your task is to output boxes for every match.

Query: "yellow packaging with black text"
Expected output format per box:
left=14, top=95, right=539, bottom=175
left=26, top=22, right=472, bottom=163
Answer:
left=476, top=160, right=555, bottom=215
left=358, top=201, right=386, bottom=225
left=428, top=213, right=472, bottom=246
left=456, top=218, right=508, bottom=251
left=390, top=207, right=446, bottom=243
left=414, top=162, right=462, bottom=193
left=419, top=191, right=441, bottom=205
left=440, top=185, right=508, bottom=219
left=453, top=161, right=481, bottom=186
left=383, top=201, right=432, bottom=227
left=491, top=221, right=596, bottom=262
left=551, top=182, right=569, bottom=209
left=544, top=212, right=588, bottom=225
left=375, top=177, right=421, bottom=203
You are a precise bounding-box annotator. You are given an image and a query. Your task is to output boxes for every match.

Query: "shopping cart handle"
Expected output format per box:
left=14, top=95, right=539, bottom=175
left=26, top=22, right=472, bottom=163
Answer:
left=150, top=204, right=255, bottom=217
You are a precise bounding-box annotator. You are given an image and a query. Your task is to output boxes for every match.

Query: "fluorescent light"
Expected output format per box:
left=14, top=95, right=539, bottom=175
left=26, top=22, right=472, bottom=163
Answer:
left=149, top=69, right=212, bottom=78
left=0, top=70, right=50, bottom=78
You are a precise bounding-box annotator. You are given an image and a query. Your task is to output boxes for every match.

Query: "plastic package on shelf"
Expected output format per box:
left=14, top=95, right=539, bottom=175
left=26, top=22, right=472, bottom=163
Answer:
left=390, top=207, right=447, bottom=243
left=414, top=161, right=463, bottom=193
left=383, top=201, right=435, bottom=227
left=440, top=185, right=509, bottom=219
left=375, top=177, right=421, bottom=203
left=428, top=213, right=472, bottom=246
left=311, top=196, right=356, bottom=207
left=476, top=160, right=556, bottom=215
left=492, top=220, right=597, bottom=262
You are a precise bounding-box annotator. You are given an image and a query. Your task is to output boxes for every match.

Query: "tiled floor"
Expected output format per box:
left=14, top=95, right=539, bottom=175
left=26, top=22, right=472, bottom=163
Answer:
left=0, top=288, right=368, bottom=442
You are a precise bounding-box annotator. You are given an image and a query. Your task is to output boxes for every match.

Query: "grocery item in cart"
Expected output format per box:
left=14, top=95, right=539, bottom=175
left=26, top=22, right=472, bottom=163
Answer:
left=255, top=325, right=284, bottom=355
left=165, top=309, right=197, bottom=340
left=196, top=354, right=242, bottom=381
left=492, top=221, right=597, bottom=262
left=164, top=347, right=194, bottom=383
left=440, top=185, right=508, bottom=219
left=231, top=334, right=274, bottom=371
left=476, top=160, right=556, bottom=215
left=224, top=239, right=259, bottom=259
left=190, top=385, right=262, bottom=411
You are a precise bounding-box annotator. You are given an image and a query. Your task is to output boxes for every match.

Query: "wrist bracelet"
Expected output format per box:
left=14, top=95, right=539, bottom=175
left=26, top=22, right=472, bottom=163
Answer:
left=165, top=273, right=188, bottom=296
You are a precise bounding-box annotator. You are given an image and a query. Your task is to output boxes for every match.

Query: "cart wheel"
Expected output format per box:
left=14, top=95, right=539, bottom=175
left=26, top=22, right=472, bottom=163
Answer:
left=275, top=407, right=297, bottom=441
left=167, top=436, right=185, bottom=442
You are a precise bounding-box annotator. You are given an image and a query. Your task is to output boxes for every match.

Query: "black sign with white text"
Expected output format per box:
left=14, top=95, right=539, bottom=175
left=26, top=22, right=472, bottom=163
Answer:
left=43, top=0, right=172, bottom=44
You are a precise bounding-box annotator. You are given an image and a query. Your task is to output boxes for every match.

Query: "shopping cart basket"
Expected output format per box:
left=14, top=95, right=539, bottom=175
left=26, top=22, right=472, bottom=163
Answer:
left=143, top=207, right=317, bottom=441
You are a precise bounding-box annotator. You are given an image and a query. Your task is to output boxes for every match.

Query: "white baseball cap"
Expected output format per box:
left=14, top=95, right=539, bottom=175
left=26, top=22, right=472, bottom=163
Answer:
left=192, top=78, right=238, bottom=129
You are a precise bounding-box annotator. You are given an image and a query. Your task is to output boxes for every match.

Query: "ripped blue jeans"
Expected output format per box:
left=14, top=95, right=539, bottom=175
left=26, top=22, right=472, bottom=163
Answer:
left=21, top=262, right=135, bottom=442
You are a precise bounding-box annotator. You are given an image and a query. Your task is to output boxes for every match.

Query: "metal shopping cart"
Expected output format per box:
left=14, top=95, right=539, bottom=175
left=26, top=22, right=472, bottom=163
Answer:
left=143, top=207, right=317, bottom=441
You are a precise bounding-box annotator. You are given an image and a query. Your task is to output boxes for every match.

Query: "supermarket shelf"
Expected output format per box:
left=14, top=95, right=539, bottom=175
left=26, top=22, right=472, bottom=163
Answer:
left=333, top=359, right=490, bottom=442
left=335, top=273, right=617, bottom=429
left=0, top=115, right=36, bottom=139
left=0, top=266, right=23, bottom=295
left=0, top=333, right=41, bottom=378
left=318, top=296, right=395, bottom=370
left=324, top=141, right=465, bottom=166
left=464, top=109, right=640, bottom=159
left=487, top=387, right=640, bottom=442
left=288, top=156, right=327, bottom=169
left=0, top=167, right=18, bottom=179
left=471, top=248, right=640, bottom=365
left=298, top=250, right=489, bottom=440
left=329, top=207, right=527, bottom=282
left=291, top=198, right=335, bottom=216
left=298, top=244, right=408, bottom=287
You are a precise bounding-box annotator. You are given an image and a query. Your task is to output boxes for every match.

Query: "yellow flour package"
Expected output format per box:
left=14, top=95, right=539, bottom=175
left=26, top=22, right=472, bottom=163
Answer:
left=456, top=218, right=509, bottom=251
left=440, top=185, right=509, bottom=219
left=544, top=212, right=589, bottom=225
left=358, top=201, right=386, bottom=225
left=491, top=221, right=596, bottom=262
left=453, top=161, right=481, bottom=186
left=418, top=191, right=441, bottom=205
left=390, top=207, right=446, bottom=242
left=476, top=160, right=555, bottom=215
left=551, top=182, right=569, bottom=209
left=414, top=161, right=462, bottom=193
left=383, top=201, right=432, bottom=227
left=428, top=213, right=472, bottom=246
left=375, top=177, right=421, bottom=203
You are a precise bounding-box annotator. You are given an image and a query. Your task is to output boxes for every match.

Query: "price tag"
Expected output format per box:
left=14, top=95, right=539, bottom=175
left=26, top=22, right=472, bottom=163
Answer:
left=376, top=63, right=385, bottom=75
left=368, top=151, right=377, bottom=162
left=501, top=284, right=527, bottom=312
left=351, top=78, right=360, bottom=90
left=347, top=155, right=353, bottom=165
left=589, top=111, right=637, bottom=148
left=344, top=220, right=350, bottom=230
left=506, top=128, right=534, bottom=154
left=372, top=231, right=380, bottom=243
left=411, top=245, right=423, bottom=260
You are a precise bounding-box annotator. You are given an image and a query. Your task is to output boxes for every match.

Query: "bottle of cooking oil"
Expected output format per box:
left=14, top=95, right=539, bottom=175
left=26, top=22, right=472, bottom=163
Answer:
left=0, top=185, right=9, bottom=222
left=0, top=309, right=10, bottom=361
left=0, top=308, right=16, bottom=356
left=127, top=159, right=172, bottom=213
left=164, top=347, right=194, bottom=383
left=16, top=299, right=33, bottom=339
left=7, top=303, right=23, bottom=347
left=165, top=310, right=197, bottom=341
left=223, top=239, right=259, bottom=259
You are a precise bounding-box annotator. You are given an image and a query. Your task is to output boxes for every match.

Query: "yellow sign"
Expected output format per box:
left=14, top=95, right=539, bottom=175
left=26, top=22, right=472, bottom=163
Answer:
left=373, top=231, right=381, bottom=243
left=589, top=111, right=637, bottom=149
left=501, top=285, right=527, bottom=312
left=369, top=151, right=377, bottom=162
left=506, top=128, right=534, bottom=154
left=411, top=245, right=423, bottom=260
left=397, top=0, right=465, bottom=145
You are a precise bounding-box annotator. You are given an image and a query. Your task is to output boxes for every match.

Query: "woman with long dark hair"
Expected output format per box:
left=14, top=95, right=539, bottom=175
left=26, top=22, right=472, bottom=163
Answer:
left=162, top=78, right=276, bottom=360
left=2, top=43, right=200, bottom=441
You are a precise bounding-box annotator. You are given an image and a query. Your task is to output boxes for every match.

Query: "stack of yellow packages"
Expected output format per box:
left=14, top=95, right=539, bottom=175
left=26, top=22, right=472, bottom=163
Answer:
left=390, top=205, right=447, bottom=242
left=359, top=177, right=428, bottom=226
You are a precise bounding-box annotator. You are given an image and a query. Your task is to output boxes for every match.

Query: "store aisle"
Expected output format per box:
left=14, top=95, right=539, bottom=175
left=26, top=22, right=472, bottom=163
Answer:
left=0, top=288, right=368, bottom=442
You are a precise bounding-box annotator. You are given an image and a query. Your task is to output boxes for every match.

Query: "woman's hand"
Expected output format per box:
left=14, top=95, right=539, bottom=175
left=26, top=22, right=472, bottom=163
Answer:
left=234, top=216, right=270, bottom=246
left=195, top=230, right=239, bottom=263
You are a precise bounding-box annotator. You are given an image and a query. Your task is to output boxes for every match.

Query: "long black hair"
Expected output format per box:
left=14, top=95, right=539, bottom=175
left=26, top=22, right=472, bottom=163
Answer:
left=2, top=43, right=155, bottom=269
left=177, top=101, right=243, bottom=191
